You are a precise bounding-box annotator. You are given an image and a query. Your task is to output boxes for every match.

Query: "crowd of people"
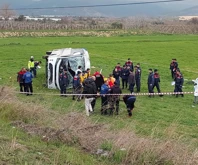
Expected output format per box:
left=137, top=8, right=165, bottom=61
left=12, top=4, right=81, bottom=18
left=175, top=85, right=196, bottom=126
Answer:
left=17, top=56, right=187, bottom=117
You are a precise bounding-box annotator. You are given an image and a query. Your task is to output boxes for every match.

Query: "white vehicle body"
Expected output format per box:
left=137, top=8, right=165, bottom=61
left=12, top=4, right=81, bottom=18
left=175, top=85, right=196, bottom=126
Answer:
left=45, top=48, right=90, bottom=89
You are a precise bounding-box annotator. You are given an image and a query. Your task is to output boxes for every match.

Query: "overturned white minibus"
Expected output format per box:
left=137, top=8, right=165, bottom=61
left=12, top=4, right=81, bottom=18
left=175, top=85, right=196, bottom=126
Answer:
left=43, top=48, right=90, bottom=89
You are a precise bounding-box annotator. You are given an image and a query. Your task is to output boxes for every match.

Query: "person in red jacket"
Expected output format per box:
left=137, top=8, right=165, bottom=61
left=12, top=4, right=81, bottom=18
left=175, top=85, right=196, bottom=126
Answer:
left=17, top=67, right=26, bottom=92
left=108, top=74, right=115, bottom=88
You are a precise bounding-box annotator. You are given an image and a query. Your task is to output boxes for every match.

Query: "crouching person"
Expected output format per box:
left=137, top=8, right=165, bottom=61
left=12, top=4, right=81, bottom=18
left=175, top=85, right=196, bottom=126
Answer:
left=123, top=95, right=136, bottom=117
left=109, top=81, right=122, bottom=115
left=82, top=80, right=95, bottom=116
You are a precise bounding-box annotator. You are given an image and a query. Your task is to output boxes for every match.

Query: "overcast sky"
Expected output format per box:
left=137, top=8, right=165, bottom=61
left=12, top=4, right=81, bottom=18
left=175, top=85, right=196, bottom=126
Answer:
left=0, top=0, right=197, bottom=8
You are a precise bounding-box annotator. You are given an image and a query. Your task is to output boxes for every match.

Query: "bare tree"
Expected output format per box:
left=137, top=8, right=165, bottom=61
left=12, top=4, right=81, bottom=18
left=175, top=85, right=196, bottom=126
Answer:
left=0, top=4, right=15, bottom=20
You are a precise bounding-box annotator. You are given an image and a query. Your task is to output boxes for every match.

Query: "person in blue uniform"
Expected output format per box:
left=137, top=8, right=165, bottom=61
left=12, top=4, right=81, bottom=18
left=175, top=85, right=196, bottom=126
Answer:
left=147, top=68, right=154, bottom=97
left=59, top=69, right=69, bottom=97
left=123, top=95, right=136, bottom=117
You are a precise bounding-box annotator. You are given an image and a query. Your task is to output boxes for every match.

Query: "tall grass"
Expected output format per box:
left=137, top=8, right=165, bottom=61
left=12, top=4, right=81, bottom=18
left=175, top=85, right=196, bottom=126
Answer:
left=0, top=87, right=197, bottom=164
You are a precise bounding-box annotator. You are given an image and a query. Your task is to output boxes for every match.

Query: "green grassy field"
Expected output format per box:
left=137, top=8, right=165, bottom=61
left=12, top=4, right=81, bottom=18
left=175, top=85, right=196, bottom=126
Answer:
left=0, top=35, right=198, bottom=164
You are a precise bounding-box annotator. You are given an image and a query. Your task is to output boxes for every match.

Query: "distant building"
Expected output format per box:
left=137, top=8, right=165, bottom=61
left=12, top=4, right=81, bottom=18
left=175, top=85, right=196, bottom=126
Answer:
left=179, top=16, right=198, bottom=21
left=24, top=16, right=61, bottom=21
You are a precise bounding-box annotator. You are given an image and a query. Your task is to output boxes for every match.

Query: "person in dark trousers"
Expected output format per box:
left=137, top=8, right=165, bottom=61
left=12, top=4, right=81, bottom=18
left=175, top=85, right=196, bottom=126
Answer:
left=153, top=69, right=163, bottom=96
left=148, top=68, right=154, bottom=97
left=100, top=80, right=110, bottom=115
left=94, top=71, right=104, bottom=92
left=134, top=64, right=141, bottom=93
left=170, top=59, right=178, bottom=79
left=174, top=69, right=184, bottom=97
left=17, top=67, right=26, bottom=93
left=59, top=69, right=69, bottom=97
left=84, top=76, right=97, bottom=111
left=73, top=71, right=82, bottom=101
left=123, top=95, right=136, bottom=117
left=128, top=69, right=135, bottom=94
left=125, top=58, right=133, bottom=70
left=113, top=67, right=120, bottom=86
left=109, top=81, right=122, bottom=115
left=23, top=68, right=33, bottom=96
left=33, top=61, right=42, bottom=78
left=121, top=65, right=129, bottom=89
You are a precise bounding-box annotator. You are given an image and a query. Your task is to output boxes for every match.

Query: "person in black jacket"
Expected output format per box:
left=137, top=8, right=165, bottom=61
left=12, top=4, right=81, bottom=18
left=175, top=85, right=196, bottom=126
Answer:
left=135, top=63, right=141, bottom=92
left=121, top=65, right=129, bottom=89
left=174, top=69, right=184, bottom=97
left=82, top=79, right=96, bottom=116
left=123, top=95, right=136, bottom=117
left=148, top=68, right=154, bottom=97
left=153, top=69, right=162, bottom=96
left=128, top=69, right=135, bottom=94
left=33, top=61, right=42, bottom=78
left=113, top=67, right=120, bottom=86
left=59, top=69, right=69, bottom=97
left=109, top=81, right=122, bottom=115
left=84, top=76, right=97, bottom=111
left=170, top=59, right=178, bottom=79
left=94, top=71, right=104, bottom=92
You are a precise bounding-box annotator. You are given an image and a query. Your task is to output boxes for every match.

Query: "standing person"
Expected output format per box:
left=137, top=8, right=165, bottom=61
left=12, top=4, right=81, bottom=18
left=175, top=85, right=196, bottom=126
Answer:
left=94, top=71, right=104, bottom=92
left=120, top=65, right=129, bottom=89
left=113, top=67, right=120, bottom=86
left=84, top=68, right=91, bottom=79
left=173, top=59, right=178, bottom=79
left=170, top=59, right=178, bottom=79
left=123, top=95, right=136, bottom=117
left=17, top=67, right=26, bottom=93
left=115, top=63, right=122, bottom=72
left=100, top=80, right=110, bottom=115
left=128, top=69, right=135, bottom=94
left=135, top=64, right=141, bottom=93
left=23, top=69, right=33, bottom=96
left=125, top=58, right=133, bottom=70
left=82, top=79, right=95, bottom=116
left=108, top=74, right=115, bottom=88
left=33, top=61, right=42, bottom=78
left=28, top=56, right=35, bottom=77
left=59, top=69, right=69, bottom=97
left=148, top=69, right=154, bottom=97
left=109, top=82, right=122, bottom=115
left=174, top=69, right=184, bottom=97
left=73, top=71, right=82, bottom=101
left=153, top=69, right=162, bottom=96
left=84, top=76, right=97, bottom=111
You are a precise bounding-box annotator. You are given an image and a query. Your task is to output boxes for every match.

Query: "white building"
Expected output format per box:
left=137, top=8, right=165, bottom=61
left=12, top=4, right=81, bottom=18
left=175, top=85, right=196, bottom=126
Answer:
left=179, top=16, right=198, bottom=21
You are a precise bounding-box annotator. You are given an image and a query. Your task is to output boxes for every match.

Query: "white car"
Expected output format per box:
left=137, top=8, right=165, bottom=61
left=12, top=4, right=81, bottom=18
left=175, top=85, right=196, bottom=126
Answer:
left=43, top=48, right=90, bottom=89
